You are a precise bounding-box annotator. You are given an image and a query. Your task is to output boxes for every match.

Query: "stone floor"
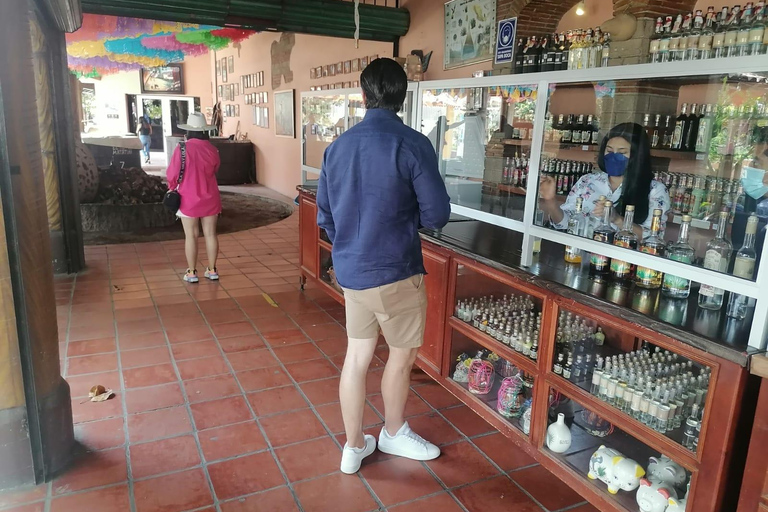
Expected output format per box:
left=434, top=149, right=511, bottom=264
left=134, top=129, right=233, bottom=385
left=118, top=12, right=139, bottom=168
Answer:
left=0, top=212, right=598, bottom=512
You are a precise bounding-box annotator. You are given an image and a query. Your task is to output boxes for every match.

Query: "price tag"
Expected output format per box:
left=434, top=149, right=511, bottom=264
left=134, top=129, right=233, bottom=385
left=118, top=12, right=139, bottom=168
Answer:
left=582, top=145, right=589, bottom=151
left=696, top=153, right=705, bottom=160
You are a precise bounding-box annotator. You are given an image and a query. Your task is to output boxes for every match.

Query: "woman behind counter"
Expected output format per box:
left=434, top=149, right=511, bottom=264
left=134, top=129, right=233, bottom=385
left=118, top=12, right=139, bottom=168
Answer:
left=539, top=122, right=671, bottom=238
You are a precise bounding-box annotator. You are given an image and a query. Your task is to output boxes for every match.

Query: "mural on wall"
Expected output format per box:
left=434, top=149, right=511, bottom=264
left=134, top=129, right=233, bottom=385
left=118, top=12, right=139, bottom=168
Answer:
left=444, top=0, right=496, bottom=70
left=271, top=32, right=295, bottom=90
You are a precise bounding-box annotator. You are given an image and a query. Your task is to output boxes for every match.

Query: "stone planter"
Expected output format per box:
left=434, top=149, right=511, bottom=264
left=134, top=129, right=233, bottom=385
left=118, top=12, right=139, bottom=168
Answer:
left=80, top=203, right=176, bottom=232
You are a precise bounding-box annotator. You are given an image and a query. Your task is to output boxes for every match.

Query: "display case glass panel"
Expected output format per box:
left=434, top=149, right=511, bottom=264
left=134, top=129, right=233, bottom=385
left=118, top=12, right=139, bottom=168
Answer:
left=550, top=303, right=711, bottom=454
left=319, top=246, right=342, bottom=295
left=348, top=93, right=365, bottom=129
left=545, top=385, right=693, bottom=512
left=302, top=94, right=346, bottom=170
left=449, top=329, right=535, bottom=436
left=534, top=73, right=768, bottom=284
left=420, top=84, right=539, bottom=223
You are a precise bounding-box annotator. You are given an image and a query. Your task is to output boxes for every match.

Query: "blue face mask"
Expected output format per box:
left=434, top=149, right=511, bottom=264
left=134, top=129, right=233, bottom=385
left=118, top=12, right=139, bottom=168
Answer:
left=603, top=152, right=629, bottom=177
left=742, top=166, right=768, bottom=200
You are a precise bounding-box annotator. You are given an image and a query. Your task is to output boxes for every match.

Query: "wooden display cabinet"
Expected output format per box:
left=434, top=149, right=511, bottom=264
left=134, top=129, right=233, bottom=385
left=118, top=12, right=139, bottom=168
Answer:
left=297, top=187, right=749, bottom=512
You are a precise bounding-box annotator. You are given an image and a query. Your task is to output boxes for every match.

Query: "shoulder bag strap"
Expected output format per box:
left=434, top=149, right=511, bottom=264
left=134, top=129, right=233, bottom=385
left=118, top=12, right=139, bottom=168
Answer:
left=176, top=141, right=186, bottom=190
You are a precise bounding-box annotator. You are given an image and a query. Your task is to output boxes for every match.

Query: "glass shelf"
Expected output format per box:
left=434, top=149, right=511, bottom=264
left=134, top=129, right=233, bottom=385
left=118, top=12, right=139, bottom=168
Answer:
left=545, top=386, right=693, bottom=512
left=448, top=329, right=535, bottom=437
left=550, top=303, right=710, bottom=455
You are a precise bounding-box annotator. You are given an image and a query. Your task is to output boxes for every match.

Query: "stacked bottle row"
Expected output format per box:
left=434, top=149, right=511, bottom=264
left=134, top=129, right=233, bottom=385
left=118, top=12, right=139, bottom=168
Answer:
left=648, top=3, right=768, bottom=64
left=540, top=158, right=596, bottom=196
left=513, top=29, right=611, bottom=75
left=552, top=310, right=605, bottom=383
left=454, top=294, right=541, bottom=362
left=502, top=153, right=530, bottom=187
left=546, top=114, right=601, bottom=145
left=655, top=172, right=742, bottom=218
left=567, top=200, right=758, bottom=317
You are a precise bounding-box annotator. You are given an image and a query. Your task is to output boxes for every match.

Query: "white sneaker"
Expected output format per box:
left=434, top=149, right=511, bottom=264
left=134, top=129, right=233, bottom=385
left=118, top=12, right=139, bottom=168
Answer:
left=378, top=422, right=440, bottom=461
left=340, top=434, right=376, bottom=474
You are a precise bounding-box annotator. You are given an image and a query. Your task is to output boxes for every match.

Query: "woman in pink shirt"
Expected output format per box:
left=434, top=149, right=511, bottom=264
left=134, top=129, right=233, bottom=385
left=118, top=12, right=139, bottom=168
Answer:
left=166, top=113, right=222, bottom=283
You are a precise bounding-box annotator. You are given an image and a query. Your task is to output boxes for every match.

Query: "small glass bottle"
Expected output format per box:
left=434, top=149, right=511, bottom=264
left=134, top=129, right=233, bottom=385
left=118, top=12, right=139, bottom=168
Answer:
left=646, top=389, right=661, bottom=428
left=656, top=404, right=672, bottom=433
left=635, top=209, right=666, bottom=289
left=662, top=214, right=695, bottom=298
left=631, top=377, right=645, bottom=419
left=565, top=197, right=587, bottom=264
left=610, top=205, right=639, bottom=282
left=591, top=367, right=603, bottom=395
left=563, top=354, right=573, bottom=380
left=599, top=366, right=612, bottom=401
left=683, top=403, right=701, bottom=450
left=728, top=213, right=759, bottom=319
left=553, top=352, right=564, bottom=375
left=590, top=200, right=616, bottom=276
left=639, top=382, right=654, bottom=424
left=699, top=211, right=733, bottom=310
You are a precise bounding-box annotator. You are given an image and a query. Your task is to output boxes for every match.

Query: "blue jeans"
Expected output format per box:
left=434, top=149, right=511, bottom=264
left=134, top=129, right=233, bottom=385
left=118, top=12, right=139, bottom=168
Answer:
left=139, top=135, right=151, bottom=161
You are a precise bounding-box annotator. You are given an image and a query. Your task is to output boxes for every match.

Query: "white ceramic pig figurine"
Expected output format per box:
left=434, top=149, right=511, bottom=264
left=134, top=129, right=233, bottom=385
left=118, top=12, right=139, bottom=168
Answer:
left=636, top=478, right=678, bottom=512
left=666, top=496, right=688, bottom=512
left=647, top=455, right=687, bottom=487
left=587, top=445, right=646, bottom=494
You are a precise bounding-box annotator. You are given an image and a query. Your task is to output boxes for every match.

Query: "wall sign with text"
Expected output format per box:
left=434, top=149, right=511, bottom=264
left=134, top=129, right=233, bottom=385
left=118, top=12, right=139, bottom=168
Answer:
left=495, top=17, right=517, bottom=65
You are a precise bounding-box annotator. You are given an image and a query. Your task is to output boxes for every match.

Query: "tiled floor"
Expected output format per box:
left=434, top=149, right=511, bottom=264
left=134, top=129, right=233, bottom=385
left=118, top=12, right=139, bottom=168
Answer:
left=0, top=212, right=598, bottom=512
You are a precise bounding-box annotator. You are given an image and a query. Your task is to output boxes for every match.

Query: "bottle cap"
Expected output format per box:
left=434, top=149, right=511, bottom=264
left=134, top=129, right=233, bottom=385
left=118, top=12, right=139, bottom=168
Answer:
left=604, top=200, right=613, bottom=207
left=626, top=205, right=635, bottom=211
left=682, top=214, right=692, bottom=222
left=653, top=208, right=663, bottom=215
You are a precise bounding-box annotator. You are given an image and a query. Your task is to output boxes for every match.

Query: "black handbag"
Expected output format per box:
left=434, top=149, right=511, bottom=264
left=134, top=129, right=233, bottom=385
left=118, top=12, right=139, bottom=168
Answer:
left=163, top=141, right=186, bottom=213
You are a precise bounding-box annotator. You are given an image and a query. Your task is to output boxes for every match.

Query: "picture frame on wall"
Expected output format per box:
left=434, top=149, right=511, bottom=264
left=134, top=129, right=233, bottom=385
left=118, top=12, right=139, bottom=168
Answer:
left=140, top=65, right=184, bottom=94
left=444, top=0, right=496, bottom=69
left=315, top=66, right=322, bottom=78
left=370, top=54, right=379, bottom=62
left=260, top=71, right=265, bottom=86
left=352, top=80, right=359, bottom=87
left=263, top=92, right=268, bottom=103
left=310, top=68, right=316, bottom=79
left=222, top=67, right=228, bottom=83
left=235, top=104, right=240, bottom=117
left=322, top=84, right=329, bottom=90
left=352, top=59, right=360, bottom=72
left=329, top=64, right=336, bottom=77
left=216, top=60, right=220, bottom=76
left=322, top=65, right=329, bottom=77
left=262, top=107, right=269, bottom=129
left=344, top=81, right=351, bottom=88
left=228, top=56, right=234, bottom=73
left=235, top=84, right=239, bottom=96
left=361, top=57, right=368, bottom=69
left=337, top=62, right=343, bottom=74
left=217, top=85, right=223, bottom=98
left=344, top=60, right=351, bottom=74
left=274, top=89, right=295, bottom=138
left=253, top=105, right=260, bottom=126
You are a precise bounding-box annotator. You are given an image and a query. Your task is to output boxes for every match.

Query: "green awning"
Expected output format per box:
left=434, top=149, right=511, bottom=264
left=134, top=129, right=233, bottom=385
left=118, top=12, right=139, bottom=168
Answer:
left=80, top=0, right=410, bottom=42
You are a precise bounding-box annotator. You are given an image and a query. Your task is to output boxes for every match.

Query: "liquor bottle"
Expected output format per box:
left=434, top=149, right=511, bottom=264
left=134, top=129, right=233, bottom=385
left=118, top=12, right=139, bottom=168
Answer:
left=563, top=354, right=573, bottom=380
left=690, top=176, right=706, bottom=217
left=553, top=352, right=564, bottom=375
left=737, top=2, right=755, bottom=56
left=534, top=36, right=545, bottom=72
left=671, top=103, right=689, bottom=150
left=635, top=209, right=665, bottom=289
left=583, top=28, right=596, bottom=69
left=553, top=33, right=564, bottom=70
left=610, top=205, right=639, bottom=282
left=590, top=200, right=616, bottom=276
left=724, top=4, right=743, bottom=58
left=668, top=14, right=684, bottom=61
left=762, top=2, right=768, bottom=54
left=651, top=114, right=663, bottom=148
left=565, top=197, right=586, bottom=264
left=601, top=32, right=612, bottom=67
left=683, top=404, right=701, bottom=450
left=695, top=103, right=715, bottom=152
left=591, top=116, right=601, bottom=145
left=699, top=211, right=733, bottom=310
left=555, top=114, right=565, bottom=142
left=662, top=115, right=674, bottom=149
left=573, top=115, right=585, bottom=144
left=514, top=38, right=526, bottom=73
left=687, top=10, right=705, bottom=60
left=727, top=213, right=759, bottom=319
left=684, top=103, right=700, bottom=151
left=649, top=17, right=664, bottom=63
left=678, top=13, right=693, bottom=60
left=562, top=114, right=574, bottom=143
left=643, top=114, right=655, bottom=142
left=659, top=16, right=674, bottom=62
left=662, top=215, right=695, bottom=298
left=541, top=36, right=555, bottom=72
left=560, top=32, right=571, bottom=71
left=585, top=114, right=596, bottom=144
left=713, top=6, right=731, bottom=58
left=698, top=6, right=717, bottom=59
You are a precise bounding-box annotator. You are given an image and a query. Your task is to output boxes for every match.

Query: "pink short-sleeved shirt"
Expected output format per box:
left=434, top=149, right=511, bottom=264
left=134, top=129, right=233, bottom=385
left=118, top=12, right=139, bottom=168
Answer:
left=166, top=139, right=222, bottom=218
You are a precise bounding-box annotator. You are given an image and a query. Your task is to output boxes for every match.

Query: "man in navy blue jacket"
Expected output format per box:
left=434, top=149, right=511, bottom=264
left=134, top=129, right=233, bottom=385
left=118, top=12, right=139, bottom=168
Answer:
left=317, top=58, right=451, bottom=474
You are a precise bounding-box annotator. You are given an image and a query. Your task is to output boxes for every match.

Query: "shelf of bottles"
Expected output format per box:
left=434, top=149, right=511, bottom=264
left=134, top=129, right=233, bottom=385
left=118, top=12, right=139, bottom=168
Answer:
left=544, top=385, right=693, bottom=512
left=452, top=262, right=546, bottom=371
left=302, top=94, right=346, bottom=171
left=550, top=305, right=711, bottom=455
left=449, top=330, right=535, bottom=436
left=513, top=27, right=611, bottom=75
left=420, top=84, right=538, bottom=223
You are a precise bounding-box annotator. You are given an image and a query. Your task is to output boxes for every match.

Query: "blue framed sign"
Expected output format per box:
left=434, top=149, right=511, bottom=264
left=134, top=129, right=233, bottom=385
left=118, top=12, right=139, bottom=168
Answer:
left=495, top=17, right=517, bottom=65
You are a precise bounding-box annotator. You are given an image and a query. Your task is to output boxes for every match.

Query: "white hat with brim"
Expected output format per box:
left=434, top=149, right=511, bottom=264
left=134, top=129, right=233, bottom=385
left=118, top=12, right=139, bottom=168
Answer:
left=178, top=112, right=216, bottom=131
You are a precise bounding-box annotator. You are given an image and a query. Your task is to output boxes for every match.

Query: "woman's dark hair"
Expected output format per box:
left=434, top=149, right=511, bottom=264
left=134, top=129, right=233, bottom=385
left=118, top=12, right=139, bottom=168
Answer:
left=360, top=58, right=407, bottom=112
left=185, top=131, right=209, bottom=140
left=597, top=122, right=653, bottom=224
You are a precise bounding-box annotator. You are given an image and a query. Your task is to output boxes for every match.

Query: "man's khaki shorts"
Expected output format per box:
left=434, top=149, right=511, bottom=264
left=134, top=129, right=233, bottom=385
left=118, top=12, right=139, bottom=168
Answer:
left=342, top=274, right=427, bottom=349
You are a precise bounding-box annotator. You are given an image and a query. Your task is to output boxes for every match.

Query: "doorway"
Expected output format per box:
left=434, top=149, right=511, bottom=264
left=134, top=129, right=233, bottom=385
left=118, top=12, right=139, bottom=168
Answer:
left=135, top=94, right=196, bottom=155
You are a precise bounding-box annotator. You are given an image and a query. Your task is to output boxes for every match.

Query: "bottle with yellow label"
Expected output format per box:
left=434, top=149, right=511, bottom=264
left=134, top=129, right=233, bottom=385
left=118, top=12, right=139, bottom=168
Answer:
left=635, top=209, right=665, bottom=289
left=610, top=205, right=638, bottom=282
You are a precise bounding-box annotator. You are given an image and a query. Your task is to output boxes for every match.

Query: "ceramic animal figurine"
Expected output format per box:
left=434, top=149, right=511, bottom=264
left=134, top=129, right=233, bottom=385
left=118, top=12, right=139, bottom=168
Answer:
left=666, top=496, right=688, bottom=512
left=587, top=445, right=646, bottom=494
left=647, top=455, right=687, bottom=487
left=636, top=478, right=678, bottom=512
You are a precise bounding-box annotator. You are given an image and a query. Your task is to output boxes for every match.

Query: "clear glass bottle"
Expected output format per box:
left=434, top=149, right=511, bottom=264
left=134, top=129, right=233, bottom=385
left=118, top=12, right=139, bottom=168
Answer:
left=725, top=4, right=743, bottom=57
left=649, top=17, right=664, bottom=62
left=659, top=16, right=674, bottom=62
left=737, top=2, right=755, bottom=56
left=565, top=197, right=587, bottom=263
left=727, top=213, right=759, bottom=319
left=696, top=103, right=715, bottom=153
left=750, top=1, right=766, bottom=54
left=601, top=32, right=611, bottom=66
left=662, top=215, right=695, bottom=298
left=590, top=200, right=616, bottom=276
left=610, top=205, right=639, bottom=282
left=668, top=14, right=684, bottom=61
left=639, top=381, right=654, bottom=422
left=698, top=6, right=717, bottom=59
left=636, top=209, right=666, bottom=289
left=699, top=211, right=733, bottom=310
left=631, top=377, right=645, bottom=419
left=686, top=10, right=704, bottom=59
left=713, top=6, right=731, bottom=58
left=671, top=103, right=689, bottom=150
left=553, top=352, right=564, bottom=375
left=678, top=12, right=693, bottom=60
left=683, top=403, right=701, bottom=450
left=563, top=354, right=573, bottom=380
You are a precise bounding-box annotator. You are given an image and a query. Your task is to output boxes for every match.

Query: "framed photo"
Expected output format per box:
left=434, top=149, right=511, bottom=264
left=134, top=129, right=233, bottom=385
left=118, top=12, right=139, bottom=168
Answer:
left=217, top=85, right=223, bottom=98
left=274, top=89, right=295, bottom=138
left=222, top=66, right=228, bottom=83
left=216, top=60, right=220, bottom=76
left=228, top=56, right=234, bottom=73
left=352, top=59, right=360, bottom=72
left=329, top=64, right=336, bottom=77
left=260, top=71, right=265, bottom=86
left=336, top=82, right=343, bottom=89
left=235, top=104, right=240, bottom=117
left=344, top=60, right=351, bottom=74
left=337, top=62, right=343, bottom=74
left=370, top=54, right=379, bottom=62
left=262, top=107, right=269, bottom=129
left=444, top=0, right=496, bottom=69
left=235, top=84, right=239, bottom=96
left=322, top=65, right=329, bottom=77
left=315, top=66, right=322, bottom=78
left=310, top=68, right=316, bottom=79
left=344, top=81, right=351, bottom=88
left=140, top=65, right=183, bottom=94
left=263, top=91, right=268, bottom=103
left=352, top=80, right=359, bottom=87
left=361, top=57, right=368, bottom=69
left=322, top=84, right=329, bottom=90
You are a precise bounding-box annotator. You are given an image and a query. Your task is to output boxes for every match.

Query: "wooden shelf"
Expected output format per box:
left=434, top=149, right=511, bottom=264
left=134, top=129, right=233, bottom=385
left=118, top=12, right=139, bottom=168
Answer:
left=544, top=141, right=701, bottom=160
left=544, top=373, right=700, bottom=470
left=318, top=239, right=333, bottom=252
left=502, top=138, right=533, bottom=146
left=449, top=316, right=538, bottom=375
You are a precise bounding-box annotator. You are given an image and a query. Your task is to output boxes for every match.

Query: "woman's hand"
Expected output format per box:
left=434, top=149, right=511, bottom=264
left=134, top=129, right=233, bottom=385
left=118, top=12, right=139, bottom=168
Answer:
left=539, top=176, right=556, bottom=201
left=592, top=197, right=606, bottom=219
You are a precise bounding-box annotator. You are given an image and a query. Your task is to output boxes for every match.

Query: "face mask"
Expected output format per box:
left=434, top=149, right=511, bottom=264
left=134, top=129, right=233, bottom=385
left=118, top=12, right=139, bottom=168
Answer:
left=603, top=152, right=629, bottom=177
left=742, top=166, right=768, bottom=200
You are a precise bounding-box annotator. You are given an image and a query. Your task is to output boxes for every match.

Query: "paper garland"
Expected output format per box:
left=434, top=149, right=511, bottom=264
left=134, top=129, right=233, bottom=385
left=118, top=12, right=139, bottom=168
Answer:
left=66, top=14, right=254, bottom=77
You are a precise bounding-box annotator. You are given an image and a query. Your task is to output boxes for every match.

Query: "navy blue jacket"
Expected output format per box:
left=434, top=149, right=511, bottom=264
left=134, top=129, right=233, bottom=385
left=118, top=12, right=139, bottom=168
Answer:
left=316, top=108, right=451, bottom=290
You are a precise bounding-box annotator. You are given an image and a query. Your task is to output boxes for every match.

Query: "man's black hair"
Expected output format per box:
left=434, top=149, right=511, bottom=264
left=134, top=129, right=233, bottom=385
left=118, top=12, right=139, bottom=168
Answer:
left=186, top=131, right=209, bottom=140
left=360, top=58, right=407, bottom=113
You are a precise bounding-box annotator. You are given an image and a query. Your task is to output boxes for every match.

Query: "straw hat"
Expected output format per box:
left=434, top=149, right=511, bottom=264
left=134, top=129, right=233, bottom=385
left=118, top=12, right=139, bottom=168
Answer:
left=178, top=112, right=216, bottom=131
